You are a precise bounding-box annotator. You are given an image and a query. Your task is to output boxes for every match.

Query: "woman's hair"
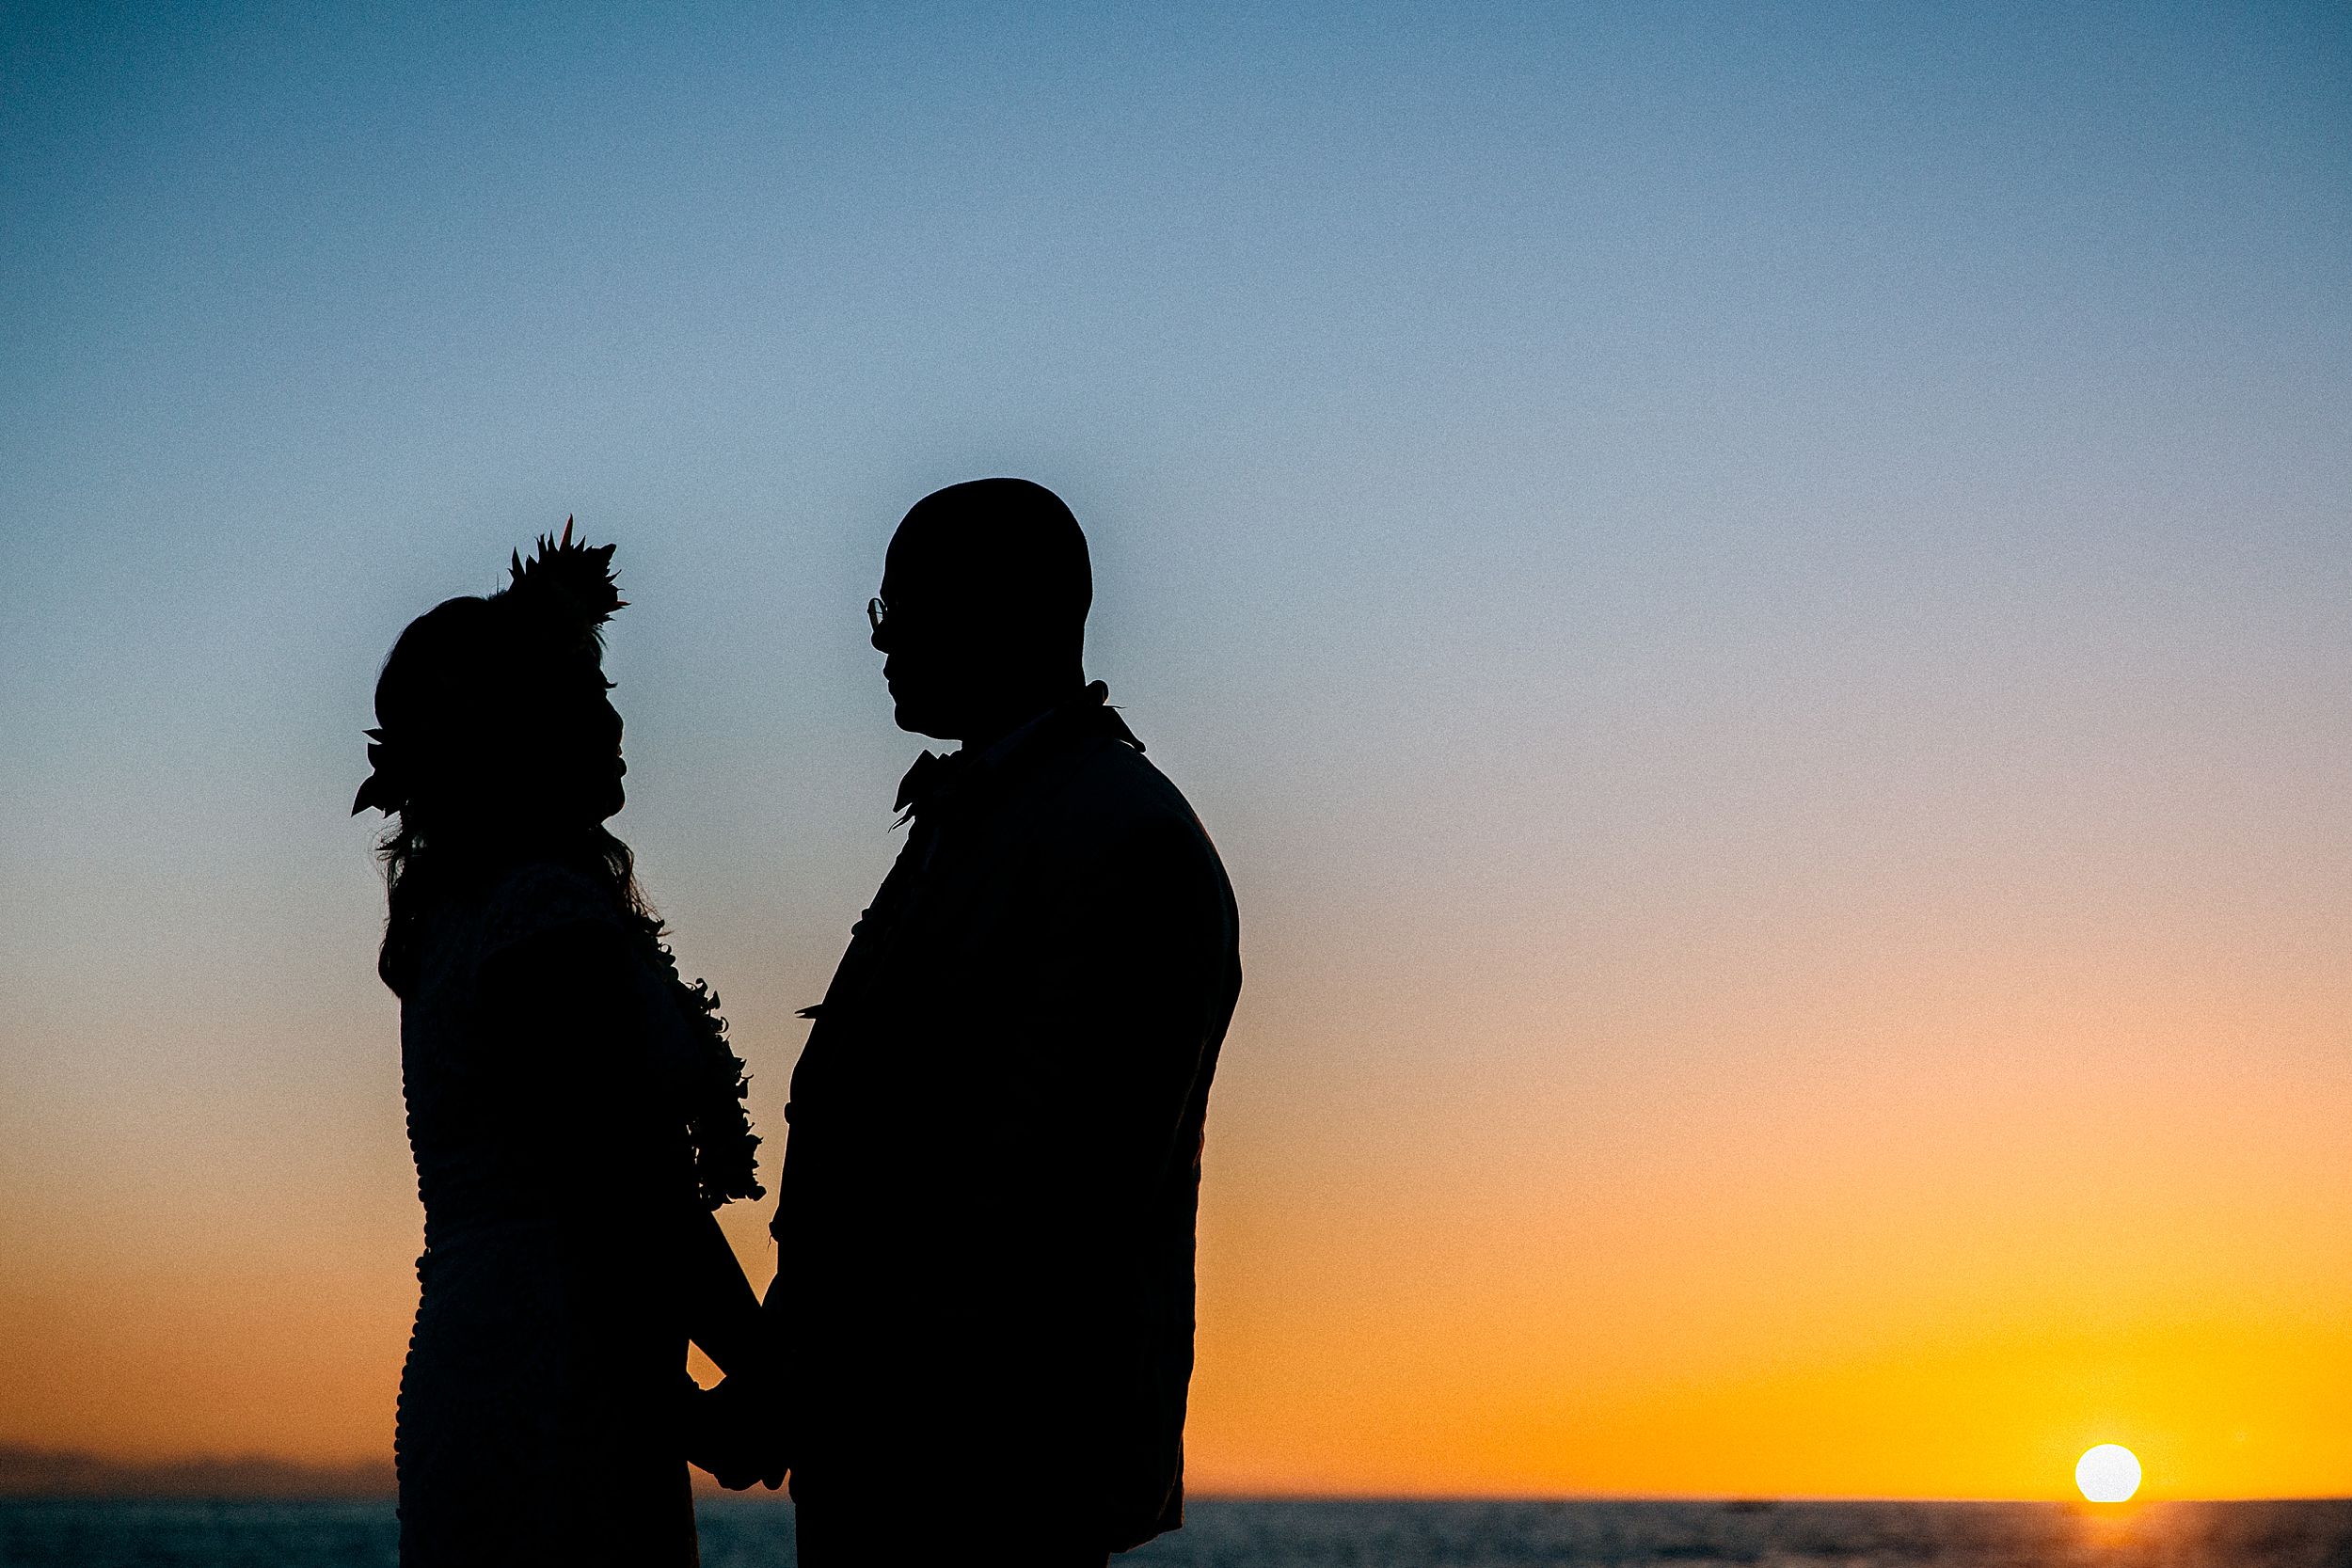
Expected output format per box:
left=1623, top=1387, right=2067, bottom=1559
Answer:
left=358, top=532, right=763, bottom=1208
left=365, top=592, right=639, bottom=994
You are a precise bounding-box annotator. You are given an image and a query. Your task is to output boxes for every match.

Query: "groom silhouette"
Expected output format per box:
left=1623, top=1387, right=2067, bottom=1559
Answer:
left=722, top=479, right=1241, bottom=1566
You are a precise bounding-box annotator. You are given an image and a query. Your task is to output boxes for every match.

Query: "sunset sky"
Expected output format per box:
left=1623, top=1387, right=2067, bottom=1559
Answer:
left=3, top=2, right=2348, bottom=1502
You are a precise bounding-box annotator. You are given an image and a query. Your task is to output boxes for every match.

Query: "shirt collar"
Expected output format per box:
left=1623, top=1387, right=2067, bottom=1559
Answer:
left=892, top=681, right=1132, bottom=828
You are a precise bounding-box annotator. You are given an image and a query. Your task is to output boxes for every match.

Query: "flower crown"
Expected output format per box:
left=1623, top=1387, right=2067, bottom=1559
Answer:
left=505, top=515, right=627, bottom=644
left=353, top=518, right=625, bottom=816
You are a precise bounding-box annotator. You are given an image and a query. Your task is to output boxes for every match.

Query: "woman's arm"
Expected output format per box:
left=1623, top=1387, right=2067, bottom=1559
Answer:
left=682, top=1212, right=791, bottom=1489
left=478, top=919, right=766, bottom=1377
left=680, top=1207, right=768, bottom=1378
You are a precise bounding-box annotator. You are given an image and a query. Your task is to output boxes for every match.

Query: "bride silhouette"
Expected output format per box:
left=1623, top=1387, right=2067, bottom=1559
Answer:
left=356, top=526, right=768, bottom=1565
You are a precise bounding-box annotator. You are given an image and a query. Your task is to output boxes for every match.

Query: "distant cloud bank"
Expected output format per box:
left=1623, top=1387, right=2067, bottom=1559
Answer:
left=0, top=1445, right=394, bottom=1499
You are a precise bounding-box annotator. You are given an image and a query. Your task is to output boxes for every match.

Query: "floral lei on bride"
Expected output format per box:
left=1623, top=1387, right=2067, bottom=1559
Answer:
left=644, top=928, right=763, bottom=1210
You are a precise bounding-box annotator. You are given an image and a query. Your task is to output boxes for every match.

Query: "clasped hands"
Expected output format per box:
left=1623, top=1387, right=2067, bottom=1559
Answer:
left=686, top=1371, right=790, bottom=1492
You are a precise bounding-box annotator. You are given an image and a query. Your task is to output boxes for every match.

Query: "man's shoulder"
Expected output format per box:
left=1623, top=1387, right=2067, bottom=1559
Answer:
left=1055, top=733, right=1216, bottom=845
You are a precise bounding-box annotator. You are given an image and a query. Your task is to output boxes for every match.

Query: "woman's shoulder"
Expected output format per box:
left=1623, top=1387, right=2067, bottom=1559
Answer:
left=477, top=859, right=634, bottom=963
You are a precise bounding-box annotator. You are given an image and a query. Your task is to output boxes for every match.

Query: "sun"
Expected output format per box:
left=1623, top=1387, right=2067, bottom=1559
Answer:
left=2075, top=1444, right=2142, bottom=1503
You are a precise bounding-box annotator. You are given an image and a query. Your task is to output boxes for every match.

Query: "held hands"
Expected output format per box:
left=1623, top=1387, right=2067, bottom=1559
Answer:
left=685, top=1373, right=790, bottom=1492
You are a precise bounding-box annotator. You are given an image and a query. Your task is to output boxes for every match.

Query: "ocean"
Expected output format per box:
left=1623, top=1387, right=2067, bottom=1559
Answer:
left=2, top=1497, right=2347, bottom=1567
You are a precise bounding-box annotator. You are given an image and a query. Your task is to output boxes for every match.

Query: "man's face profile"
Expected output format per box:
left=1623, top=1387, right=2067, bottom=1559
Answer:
left=868, top=479, right=1091, bottom=742
left=870, top=547, right=977, bottom=739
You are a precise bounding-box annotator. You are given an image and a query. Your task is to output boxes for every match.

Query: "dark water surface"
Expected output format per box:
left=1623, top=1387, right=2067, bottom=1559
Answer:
left=2, top=1497, right=2346, bottom=1567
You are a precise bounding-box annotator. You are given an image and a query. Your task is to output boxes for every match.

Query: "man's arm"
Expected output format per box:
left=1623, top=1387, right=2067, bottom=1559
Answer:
left=1009, top=814, right=1238, bottom=1243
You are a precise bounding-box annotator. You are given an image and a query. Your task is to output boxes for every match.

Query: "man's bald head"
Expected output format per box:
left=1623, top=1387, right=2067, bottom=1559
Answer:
left=873, top=479, right=1093, bottom=741
left=888, top=478, right=1090, bottom=633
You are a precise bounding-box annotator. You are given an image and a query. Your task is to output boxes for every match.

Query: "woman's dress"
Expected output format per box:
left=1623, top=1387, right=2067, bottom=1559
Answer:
left=394, top=862, right=707, bottom=1566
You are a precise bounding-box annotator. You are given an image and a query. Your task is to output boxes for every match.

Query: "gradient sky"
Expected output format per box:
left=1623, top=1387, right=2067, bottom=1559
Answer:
left=3, top=1, right=2348, bottom=1501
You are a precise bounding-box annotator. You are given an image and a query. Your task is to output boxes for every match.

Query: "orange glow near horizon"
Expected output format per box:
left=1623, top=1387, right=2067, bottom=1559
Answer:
left=6, top=940, right=2348, bottom=1501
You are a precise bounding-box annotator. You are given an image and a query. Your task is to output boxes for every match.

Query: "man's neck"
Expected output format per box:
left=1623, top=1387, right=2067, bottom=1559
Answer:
left=957, top=680, right=1089, bottom=753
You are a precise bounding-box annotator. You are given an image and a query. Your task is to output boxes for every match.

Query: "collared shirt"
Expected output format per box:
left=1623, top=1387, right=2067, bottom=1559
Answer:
left=897, top=681, right=1132, bottom=872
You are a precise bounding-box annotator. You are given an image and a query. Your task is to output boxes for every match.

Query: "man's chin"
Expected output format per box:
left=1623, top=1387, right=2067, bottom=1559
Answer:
left=891, top=700, right=957, bottom=741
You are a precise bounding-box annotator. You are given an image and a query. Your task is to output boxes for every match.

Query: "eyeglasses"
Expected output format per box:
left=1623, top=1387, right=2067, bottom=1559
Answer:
left=866, top=596, right=889, bottom=633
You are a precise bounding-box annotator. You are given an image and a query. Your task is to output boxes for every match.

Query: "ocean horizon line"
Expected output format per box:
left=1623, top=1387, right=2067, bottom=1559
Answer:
left=2, top=1447, right=2342, bottom=1508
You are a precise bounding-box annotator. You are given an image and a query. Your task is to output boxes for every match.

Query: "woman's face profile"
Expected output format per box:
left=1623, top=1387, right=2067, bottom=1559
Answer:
left=555, top=677, right=627, bottom=823
left=495, top=659, right=628, bottom=827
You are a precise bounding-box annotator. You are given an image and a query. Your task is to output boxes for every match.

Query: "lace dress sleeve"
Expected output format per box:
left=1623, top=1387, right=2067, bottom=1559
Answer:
left=471, top=864, right=699, bottom=1216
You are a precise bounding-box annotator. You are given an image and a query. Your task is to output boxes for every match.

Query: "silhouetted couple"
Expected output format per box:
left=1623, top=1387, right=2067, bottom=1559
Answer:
left=358, top=481, right=1242, bottom=1567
